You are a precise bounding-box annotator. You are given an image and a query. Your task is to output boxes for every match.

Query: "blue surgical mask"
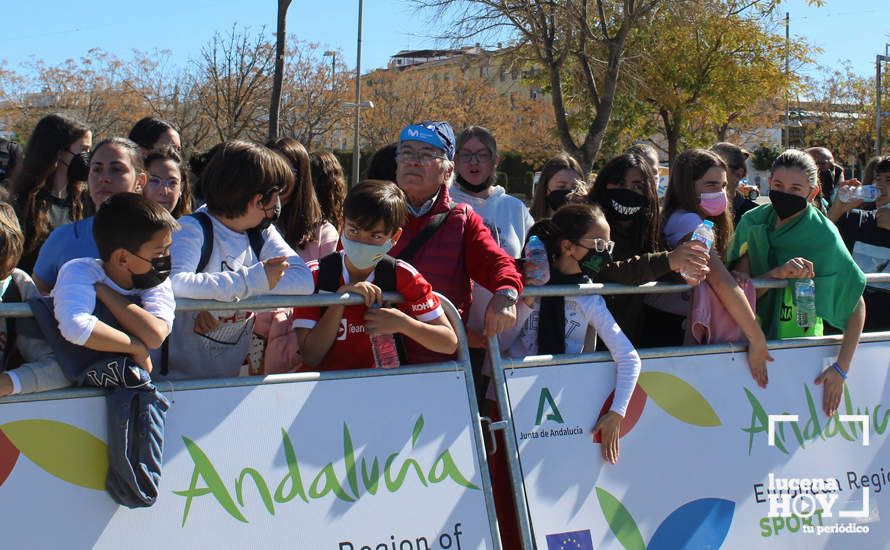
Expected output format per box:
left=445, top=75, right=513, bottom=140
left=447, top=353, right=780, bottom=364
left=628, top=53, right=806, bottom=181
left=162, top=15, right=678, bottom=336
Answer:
left=341, top=236, right=394, bottom=270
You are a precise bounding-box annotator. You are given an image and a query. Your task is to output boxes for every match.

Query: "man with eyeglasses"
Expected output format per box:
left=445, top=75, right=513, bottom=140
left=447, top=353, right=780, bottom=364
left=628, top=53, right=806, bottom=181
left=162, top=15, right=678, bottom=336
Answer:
left=389, top=121, right=524, bottom=369
left=806, top=147, right=844, bottom=204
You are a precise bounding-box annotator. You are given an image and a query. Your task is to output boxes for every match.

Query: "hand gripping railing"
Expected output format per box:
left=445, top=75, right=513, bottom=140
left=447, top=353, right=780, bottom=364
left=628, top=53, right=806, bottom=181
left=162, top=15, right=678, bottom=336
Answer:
left=485, top=272, right=890, bottom=549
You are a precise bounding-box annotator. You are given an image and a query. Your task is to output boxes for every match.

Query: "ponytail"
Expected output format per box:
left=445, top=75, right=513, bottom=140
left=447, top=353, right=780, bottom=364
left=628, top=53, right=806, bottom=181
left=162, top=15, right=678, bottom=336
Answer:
left=525, top=203, right=607, bottom=263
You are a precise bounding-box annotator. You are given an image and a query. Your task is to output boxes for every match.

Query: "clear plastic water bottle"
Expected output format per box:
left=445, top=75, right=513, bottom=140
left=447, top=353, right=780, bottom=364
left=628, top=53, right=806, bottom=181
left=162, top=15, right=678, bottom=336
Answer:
left=369, top=304, right=400, bottom=369
left=838, top=185, right=881, bottom=203
left=794, top=278, right=817, bottom=329
left=680, top=220, right=714, bottom=282
left=524, top=235, right=550, bottom=286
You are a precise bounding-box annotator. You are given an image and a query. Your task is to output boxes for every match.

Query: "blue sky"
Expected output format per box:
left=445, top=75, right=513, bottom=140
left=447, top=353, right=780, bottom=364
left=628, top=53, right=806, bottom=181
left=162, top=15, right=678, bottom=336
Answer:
left=1, top=0, right=887, bottom=79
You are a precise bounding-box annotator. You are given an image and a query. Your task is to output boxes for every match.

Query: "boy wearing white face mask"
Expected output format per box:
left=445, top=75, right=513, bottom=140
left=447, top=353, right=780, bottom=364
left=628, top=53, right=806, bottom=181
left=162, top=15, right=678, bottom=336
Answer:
left=294, top=180, right=458, bottom=371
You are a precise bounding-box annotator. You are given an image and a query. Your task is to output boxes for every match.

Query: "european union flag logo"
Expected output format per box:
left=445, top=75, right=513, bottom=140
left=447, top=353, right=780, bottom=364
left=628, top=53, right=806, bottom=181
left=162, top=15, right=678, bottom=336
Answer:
left=546, top=529, right=594, bottom=550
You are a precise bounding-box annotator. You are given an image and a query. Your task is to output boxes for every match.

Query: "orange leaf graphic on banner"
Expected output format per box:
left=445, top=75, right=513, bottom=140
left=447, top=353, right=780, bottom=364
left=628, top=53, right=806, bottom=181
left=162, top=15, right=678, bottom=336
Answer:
left=595, top=384, right=648, bottom=443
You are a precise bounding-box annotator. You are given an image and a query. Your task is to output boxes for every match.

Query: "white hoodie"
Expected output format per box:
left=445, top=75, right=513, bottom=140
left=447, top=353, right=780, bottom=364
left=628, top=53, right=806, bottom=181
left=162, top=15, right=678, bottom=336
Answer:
left=449, top=184, right=534, bottom=259
left=450, top=184, right=534, bottom=337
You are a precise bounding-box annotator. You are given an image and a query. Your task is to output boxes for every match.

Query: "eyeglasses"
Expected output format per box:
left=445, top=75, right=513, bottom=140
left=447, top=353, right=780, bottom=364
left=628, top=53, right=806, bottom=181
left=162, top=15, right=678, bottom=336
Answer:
left=576, top=237, right=615, bottom=255
left=147, top=176, right=180, bottom=191
left=457, top=150, right=493, bottom=164
left=396, top=149, right=446, bottom=166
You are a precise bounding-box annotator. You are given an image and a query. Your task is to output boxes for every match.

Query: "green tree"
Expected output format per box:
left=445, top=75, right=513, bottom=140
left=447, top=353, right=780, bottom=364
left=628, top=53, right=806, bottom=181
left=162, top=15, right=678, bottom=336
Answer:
left=798, top=65, right=876, bottom=169
left=627, top=0, right=807, bottom=164
left=413, top=0, right=663, bottom=172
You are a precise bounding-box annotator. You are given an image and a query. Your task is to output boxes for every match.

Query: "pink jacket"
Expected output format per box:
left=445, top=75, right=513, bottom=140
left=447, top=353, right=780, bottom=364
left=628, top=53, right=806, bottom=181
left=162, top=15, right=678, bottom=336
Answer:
left=685, top=274, right=757, bottom=345
left=253, top=222, right=340, bottom=374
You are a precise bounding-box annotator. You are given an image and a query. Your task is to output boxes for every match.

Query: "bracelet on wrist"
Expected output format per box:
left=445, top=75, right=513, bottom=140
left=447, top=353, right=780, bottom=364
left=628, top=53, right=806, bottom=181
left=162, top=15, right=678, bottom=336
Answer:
left=830, top=362, right=847, bottom=380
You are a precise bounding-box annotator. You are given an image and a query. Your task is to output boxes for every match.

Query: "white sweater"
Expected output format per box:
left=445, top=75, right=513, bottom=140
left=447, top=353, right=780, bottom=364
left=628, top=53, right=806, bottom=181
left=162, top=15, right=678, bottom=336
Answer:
left=170, top=206, right=314, bottom=301
left=501, top=294, right=642, bottom=417
left=449, top=184, right=534, bottom=259
left=53, top=258, right=175, bottom=346
left=163, top=208, right=313, bottom=380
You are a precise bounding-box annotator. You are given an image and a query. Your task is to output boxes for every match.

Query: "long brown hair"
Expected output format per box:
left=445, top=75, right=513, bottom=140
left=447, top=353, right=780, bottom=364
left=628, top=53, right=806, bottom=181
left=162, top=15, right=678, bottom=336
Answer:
left=663, top=149, right=733, bottom=256
left=11, top=113, right=91, bottom=263
left=530, top=153, right=584, bottom=220
left=310, top=151, right=347, bottom=231
left=863, top=155, right=890, bottom=184
left=144, top=146, right=192, bottom=218
left=266, top=137, right=322, bottom=249
left=588, top=153, right=661, bottom=255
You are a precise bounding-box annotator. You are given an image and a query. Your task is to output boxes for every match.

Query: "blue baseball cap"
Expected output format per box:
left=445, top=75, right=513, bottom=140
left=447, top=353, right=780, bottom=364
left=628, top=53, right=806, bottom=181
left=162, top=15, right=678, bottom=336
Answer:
left=399, top=121, right=455, bottom=160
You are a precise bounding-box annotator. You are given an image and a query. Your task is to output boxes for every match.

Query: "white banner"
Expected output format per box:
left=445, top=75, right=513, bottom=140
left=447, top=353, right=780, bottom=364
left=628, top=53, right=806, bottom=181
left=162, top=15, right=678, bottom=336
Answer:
left=0, top=371, right=494, bottom=549
left=506, top=340, right=890, bottom=549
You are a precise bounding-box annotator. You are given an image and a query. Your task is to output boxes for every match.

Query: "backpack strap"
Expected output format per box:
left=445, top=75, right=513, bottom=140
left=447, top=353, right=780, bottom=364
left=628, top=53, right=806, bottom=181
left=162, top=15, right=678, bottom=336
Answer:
left=2, top=279, right=23, bottom=371
left=373, top=256, right=407, bottom=364
left=246, top=227, right=265, bottom=261
left=190, top=211, right=214, bottom=274
left=317, top=252, right=344, bottom=293
left=191, top=211, right=267, bottom=273
left=397, top=204, right=454, bottom=262
left=373, top=256, right=397, bottom=293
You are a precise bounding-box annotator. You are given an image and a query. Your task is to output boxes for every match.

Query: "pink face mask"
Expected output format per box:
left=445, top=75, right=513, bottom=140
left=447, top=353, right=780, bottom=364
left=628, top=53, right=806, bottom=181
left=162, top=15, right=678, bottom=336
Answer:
left=700, top=190, right=728, bottom=216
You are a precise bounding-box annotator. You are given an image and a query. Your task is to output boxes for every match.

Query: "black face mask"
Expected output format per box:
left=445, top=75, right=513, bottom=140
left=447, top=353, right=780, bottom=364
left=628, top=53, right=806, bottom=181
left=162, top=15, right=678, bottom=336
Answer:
left=130, top=254, right=172, bottom=289
left=255, top=196, right=282, bottom=231
left=456, top=174, right=493, bottom=194
left=577, top=247, right=612, bottom=278
left=769, top=189, right=809, bottom=220
left=546, top=189, right=572, bottom=211
left=604, top=188, right=648, bottom=221
left=66, top=151, right=90, bottom=183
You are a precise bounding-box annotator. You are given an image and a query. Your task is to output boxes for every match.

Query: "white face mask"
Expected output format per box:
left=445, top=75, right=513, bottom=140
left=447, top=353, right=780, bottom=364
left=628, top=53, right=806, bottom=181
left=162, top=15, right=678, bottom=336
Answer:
left=340, top=236, right=394, bottom=270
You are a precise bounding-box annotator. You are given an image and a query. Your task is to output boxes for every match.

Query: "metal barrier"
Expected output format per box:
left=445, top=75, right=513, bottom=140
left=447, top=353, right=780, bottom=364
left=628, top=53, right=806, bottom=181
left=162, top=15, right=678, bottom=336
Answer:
left=0, top=291, right=503, bottom=548
left=485, top=272, right=890, bottom=550
left=0, top=274, right=888, bottom=549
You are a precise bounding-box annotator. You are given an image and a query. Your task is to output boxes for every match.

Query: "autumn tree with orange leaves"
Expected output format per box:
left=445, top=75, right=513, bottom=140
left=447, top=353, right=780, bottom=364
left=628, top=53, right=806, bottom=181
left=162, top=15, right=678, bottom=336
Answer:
left=360, top=67, right=558, bottom=161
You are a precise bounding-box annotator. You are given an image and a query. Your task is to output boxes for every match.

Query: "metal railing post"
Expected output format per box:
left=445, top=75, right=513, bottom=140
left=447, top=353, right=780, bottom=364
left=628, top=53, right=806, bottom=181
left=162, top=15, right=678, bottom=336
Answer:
left=486, top=332, right=536, bottom=549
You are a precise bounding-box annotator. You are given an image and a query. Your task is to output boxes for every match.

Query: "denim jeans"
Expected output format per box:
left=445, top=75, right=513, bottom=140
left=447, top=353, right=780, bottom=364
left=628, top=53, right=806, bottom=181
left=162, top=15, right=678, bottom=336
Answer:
left=82, top=358, right=170, bottom=508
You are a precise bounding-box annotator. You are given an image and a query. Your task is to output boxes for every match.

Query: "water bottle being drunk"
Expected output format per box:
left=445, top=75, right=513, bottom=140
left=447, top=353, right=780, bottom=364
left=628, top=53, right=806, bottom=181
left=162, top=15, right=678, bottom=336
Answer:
left=837, top=184, right=881, bottom=203
left=794, top=278, right=817, bottom=329
left=369, top=304, right=400, bottom=369
left=524, top=235, right=550, bottom=286
left=681, top=220, right=714, bottom=283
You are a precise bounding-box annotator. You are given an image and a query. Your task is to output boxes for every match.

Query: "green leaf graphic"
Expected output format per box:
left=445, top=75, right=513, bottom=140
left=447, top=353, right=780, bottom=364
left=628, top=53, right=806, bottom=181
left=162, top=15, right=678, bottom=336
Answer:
left=596, top=487, right=646, bottom=550
left=0, top=420, right=107, bottom=490
left=638, top=372, right=721, bottom=427
left=412, top=415, right=424, bottom=447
